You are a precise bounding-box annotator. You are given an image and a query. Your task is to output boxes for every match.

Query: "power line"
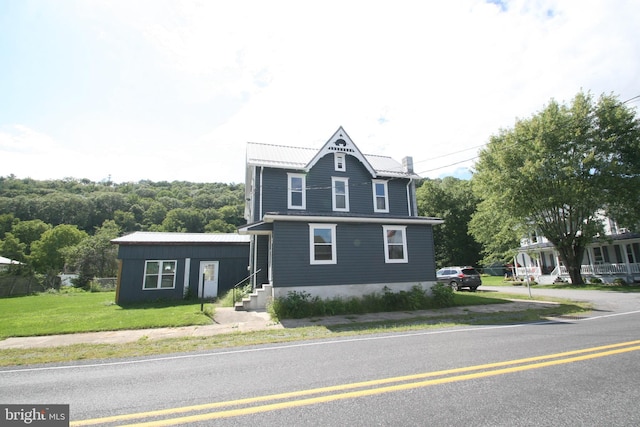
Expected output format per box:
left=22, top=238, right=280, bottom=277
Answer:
left=414, top=93, right=640, bottom=176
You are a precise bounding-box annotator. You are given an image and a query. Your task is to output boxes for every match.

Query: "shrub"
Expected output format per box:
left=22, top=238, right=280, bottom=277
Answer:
left=269, top=285, right=440, bottom=319
left=431, top=282, right=455, bottom=308
left=588, top=277, right=603, bottom=284
left=613, top=278, right=628, bottom=286
left=218, top=282, right=253, bottom=307
left=269, top=290, right=318, bottom=319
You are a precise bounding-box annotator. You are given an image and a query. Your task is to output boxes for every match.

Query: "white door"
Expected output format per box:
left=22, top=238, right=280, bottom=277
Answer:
left=199, top=261, right=219, bottom=298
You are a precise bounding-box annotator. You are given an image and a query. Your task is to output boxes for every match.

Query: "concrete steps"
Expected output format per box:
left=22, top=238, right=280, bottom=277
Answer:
left=234, top=284, right=272, bottom=311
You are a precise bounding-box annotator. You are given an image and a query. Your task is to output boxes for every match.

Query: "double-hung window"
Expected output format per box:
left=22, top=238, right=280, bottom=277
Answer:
left=309, top=224, right=337, bottom=264
left=288, top=173, right=306, bottom=210
left=334, top=153, right=346, bottom=171
left=143, top=260, right=177, bottom=289
left=372, top=180, right=389, bottom=213
left=383, top=225, right=408, bottom=263
left=332, top=177, right=349, bottom=212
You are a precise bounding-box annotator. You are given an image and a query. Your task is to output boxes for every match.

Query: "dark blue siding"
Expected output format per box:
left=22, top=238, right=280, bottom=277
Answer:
left=271, top=221, right=436, bottom=287
left=116, top=243, right=249, bottom=304
left=257, top=154, right=411, bottom=216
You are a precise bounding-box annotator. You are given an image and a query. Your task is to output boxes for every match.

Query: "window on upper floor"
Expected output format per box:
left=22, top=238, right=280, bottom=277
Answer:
left=309, top=224, right=337, bottom=264
left=288, top=173, right=306, bottom=210
left=334, top=153, right=346, bottom=172
left=143, top=260, right=177, bottom=290
left=383, top=225, right=408, bottom=263
left=372, top=180, right=389, bottom=213
left=332, top=177, right=349, bottom=212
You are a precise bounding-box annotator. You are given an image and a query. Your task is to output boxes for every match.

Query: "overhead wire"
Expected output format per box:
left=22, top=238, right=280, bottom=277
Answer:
left=414, top=93, right=640, bottom=175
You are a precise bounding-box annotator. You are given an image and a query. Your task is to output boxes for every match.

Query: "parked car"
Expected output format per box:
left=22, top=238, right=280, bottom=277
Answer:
left=436, top=266, right=482, bottom=291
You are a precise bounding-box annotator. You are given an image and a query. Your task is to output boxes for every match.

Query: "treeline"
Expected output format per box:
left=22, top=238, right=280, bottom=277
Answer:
left=0, top=176, right=247, bottom=289
left=0, top=175, right=246, bottom=234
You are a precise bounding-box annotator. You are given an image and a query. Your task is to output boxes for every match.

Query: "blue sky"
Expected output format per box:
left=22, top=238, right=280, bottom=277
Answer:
left=1, top=0, right=638, bottom=184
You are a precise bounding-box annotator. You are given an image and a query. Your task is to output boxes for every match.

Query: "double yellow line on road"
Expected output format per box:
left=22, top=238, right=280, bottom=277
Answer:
left=72, top=339, right=640, bottom=426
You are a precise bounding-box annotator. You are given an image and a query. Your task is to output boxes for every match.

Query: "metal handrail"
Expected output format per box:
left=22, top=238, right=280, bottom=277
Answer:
left=232, top=269, right=262, bottom=304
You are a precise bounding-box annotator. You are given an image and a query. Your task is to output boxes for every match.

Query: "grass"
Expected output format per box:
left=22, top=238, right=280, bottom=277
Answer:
left=0, top=284, right=594, bottom=367
left=0, top=289, right=214, bottom=339
left=0, top=297, right=589, bottom=367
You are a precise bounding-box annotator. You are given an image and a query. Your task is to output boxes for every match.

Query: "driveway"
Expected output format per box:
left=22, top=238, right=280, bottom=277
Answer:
left=481, top=285, right=640, bottom=315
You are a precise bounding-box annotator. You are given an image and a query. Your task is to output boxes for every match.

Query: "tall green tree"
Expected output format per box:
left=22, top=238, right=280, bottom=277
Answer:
left=0, top=232, right=26, bottom=263
left=64, top=220, right=121, bottom=287
left=417, top=177, right=482, bottom=268
left=11, top=219, right=51, bottom=254
left=161, top=208, right=205, bottom=233
left=30, top=224, right=88, bottom=274
left=472, top=91, right=640, bottom=285
left=0, top=213, right=17, bottom=239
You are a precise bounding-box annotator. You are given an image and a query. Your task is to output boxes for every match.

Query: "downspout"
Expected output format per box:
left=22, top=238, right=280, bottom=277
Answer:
left=255, top=166, right=263, bottom=290
left=406, top=179, right=413, bottom=216
left=259, top=166, right=264, bottom=220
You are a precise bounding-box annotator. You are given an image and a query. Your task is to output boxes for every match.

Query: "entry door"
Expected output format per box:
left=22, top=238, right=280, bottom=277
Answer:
left=199, top=261, right=219, bottom=298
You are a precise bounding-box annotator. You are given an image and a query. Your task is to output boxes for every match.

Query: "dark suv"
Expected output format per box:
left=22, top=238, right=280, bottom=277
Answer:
left=436, top=266, right=482, bottom=291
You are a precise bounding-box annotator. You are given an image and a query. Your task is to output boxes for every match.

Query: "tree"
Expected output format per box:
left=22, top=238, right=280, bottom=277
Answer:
left=472, top=91, right=640, bottom=285
left=64, top=220, right=121, bottom=287
left=11, top=219, right=51, bottom=254
left=161, top=208, right=205, bottom=233
left=416, top=177, right=482, bottom=268
left=0, top=213, right=17, bottom=239
left=0, top=232, right=26, bottom=262
left=30, top=224, right=88, bottom=274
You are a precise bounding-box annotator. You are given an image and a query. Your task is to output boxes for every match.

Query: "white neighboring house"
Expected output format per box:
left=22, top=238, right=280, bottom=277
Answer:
left=0, top=256, right=23, bottom=271
left=515, top=216, right=640, bottom=284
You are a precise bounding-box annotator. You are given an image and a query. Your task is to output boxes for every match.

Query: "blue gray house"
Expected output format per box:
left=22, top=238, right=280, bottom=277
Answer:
left=238, top=127, right=443, bottom=309
left=112, top=232, right=250, bottom=304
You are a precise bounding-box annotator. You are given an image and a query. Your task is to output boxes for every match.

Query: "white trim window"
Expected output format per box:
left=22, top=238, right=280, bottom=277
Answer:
left=373, top=180, right=389, bottom=213
left=309, top=224, right=337, bottom=264
left=332, top=177, right=349, bottom=212
left=288, top=173, right=306, bottom=210
left=334, top=152, right=346, bottom=171
left=383, top=225, right=408, bottom=263
left=143, top=260, right=177, bottom=289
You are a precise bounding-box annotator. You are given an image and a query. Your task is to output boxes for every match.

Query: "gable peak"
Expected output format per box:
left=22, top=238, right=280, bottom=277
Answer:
left=305, top=127, right=376, bottom=176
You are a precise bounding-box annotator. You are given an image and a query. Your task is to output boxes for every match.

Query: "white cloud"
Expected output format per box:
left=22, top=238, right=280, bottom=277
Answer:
left=2, top=0, right=639, bottom=183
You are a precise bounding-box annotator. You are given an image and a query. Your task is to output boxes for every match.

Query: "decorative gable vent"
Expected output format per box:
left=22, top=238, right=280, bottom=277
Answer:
left=306, top=127, right=377, bottom=177
left=328, top=138, right=355, bottom=154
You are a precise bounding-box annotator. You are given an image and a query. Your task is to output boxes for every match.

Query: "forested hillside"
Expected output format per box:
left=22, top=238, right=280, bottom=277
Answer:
left=0, top=175, right=246, bottom=288
left=0, top=175, right=245, bottom=234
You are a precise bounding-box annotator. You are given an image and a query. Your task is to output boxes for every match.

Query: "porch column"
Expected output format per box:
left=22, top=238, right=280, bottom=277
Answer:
left=622, top=244, right=632, bottom=275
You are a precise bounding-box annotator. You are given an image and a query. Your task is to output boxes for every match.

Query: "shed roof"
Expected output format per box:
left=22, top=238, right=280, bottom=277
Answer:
left=0, top=256, right=22, bottom=265
left=111, top=232, right=250, bottom=245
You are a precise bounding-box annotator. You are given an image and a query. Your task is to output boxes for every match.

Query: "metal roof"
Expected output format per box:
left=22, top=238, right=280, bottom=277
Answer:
left=111, top=232, right=250, bottom=245
left=246, top=142, right=419, bottom=179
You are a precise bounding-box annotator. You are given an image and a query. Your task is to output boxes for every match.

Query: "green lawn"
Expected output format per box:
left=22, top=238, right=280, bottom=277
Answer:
left=0, top=277, right=607, bottom=341
left=0, top=286, right=592, bottom=367
left=0, top=290, right=214, bottom=339
left=480, top=275, right=509, bottom=286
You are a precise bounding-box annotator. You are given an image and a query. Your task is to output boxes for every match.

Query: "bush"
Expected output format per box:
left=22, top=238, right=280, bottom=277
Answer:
left=588, top=277, right=603, bottom=284
left=268, top=290, right=318, bottom=319
left=431, top=282, right=455, bottom=308
left=613, top=278, right=628, bottom=286
left=269, top=285, right=445, bottom=319
left=218, top=283, right=253, bottom=307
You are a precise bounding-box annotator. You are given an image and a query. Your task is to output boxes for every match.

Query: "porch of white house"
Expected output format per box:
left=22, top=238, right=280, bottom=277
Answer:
left=514, top=262, right=640, bottom=284
left=514, top=239, right=640, bottom=284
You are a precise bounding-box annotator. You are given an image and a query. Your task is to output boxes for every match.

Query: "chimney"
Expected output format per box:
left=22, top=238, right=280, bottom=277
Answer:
left=402, top=156, right=414, bottom=174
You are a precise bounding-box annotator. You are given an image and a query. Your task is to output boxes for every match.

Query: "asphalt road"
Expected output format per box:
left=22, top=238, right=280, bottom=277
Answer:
left=2, top=286, right=640, bottom=426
